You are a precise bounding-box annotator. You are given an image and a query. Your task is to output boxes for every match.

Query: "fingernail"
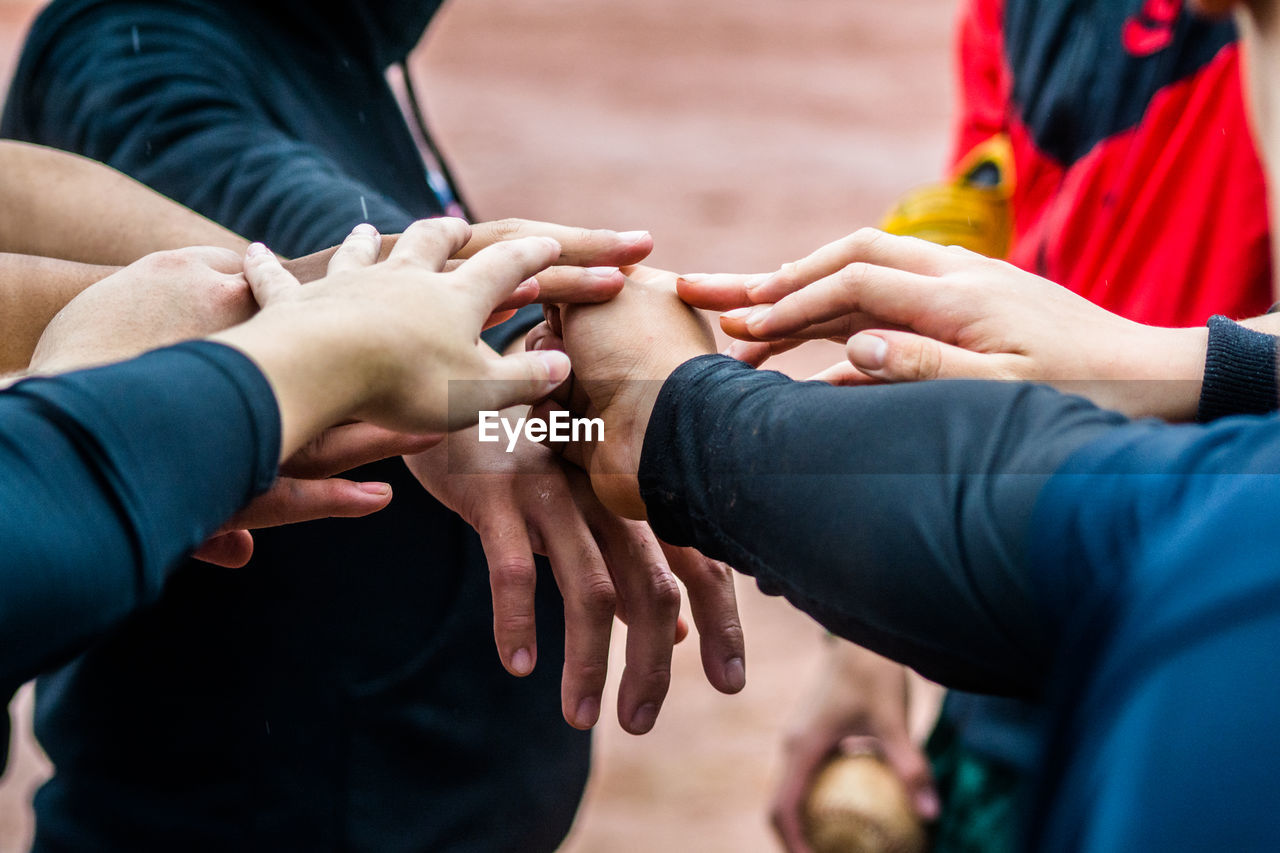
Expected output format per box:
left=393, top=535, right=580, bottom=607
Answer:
left=586, top=266, right=620, bottom=278
left=724, top=657, right=746, bottom=692
left=537, top=237, right=562, bottom=254
left=678, top=274, right=707, bottom=283
left=511, top=647, right=533, bottom=676
left=531, top=350, right=571, bottom=387
left=358, top=482, right=391, bottom=496
left=744, top=305, right=772, bottom=329
left=724, top=343, right=748, bottom=362
left=722, top=307, right=754, bottom=320
left=352, top=223, right=379, bottom=237
left=744, top=273, right=774, bottom=292
left=630, top=703, right=659, bottom=734
left=246, top=242, right=270, bottom=257
left=575, top=696, right=600, bottom=729
left=848, top=334, right=888, bottom=370
left=915, top=789, right=941, bottom=820
left=617, top=230, right=649, bottom=244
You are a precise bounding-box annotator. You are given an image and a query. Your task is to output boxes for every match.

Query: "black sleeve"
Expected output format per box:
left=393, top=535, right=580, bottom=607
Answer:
left=2, top=2, right=413, bottom=256
left=0, top=341, right=279, bottom=727
left=0, top=1, right=537, bottom=352
left=1195, top=315, right=1279, bottom=422
left=639, top=356, right=1129, bottom=696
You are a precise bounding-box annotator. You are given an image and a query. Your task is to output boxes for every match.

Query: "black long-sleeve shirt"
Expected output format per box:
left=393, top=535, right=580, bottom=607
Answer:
left=0, top=341, right=278, bottom=770
left=639, top=356, right=1280, bottom=850
left=3, top=3, right=580, bottom=850
left=640, top=356, right=1127, bottom=695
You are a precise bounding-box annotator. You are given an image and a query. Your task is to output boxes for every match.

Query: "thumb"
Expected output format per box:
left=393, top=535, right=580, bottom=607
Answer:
left=243, top=242, right=302, bottom=307
left=464, top=349, right=572, bottom=415
left=847, top=330, right=1004, bottom=382
left=877, top=734, right=940, bottom=822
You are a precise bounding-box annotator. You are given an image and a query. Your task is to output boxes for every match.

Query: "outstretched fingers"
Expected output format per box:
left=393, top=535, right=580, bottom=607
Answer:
left=748, top=228, right=954, bottom=304
left=744, top=262, right=933, bottom=341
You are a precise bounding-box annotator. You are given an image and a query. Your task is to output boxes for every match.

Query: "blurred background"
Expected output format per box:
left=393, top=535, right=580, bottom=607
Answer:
left=0, top=0, right=954, bottom=849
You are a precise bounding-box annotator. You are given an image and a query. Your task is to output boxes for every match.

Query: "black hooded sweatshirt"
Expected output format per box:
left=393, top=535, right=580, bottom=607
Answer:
left=2, top=3, right=586, bottom=851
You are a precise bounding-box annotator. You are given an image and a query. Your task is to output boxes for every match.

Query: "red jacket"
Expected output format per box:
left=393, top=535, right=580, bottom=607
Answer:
left=955, top=0, right=1272, bottom=326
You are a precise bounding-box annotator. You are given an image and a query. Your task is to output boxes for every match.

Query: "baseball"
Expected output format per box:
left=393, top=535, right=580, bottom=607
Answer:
left=803, top=753, right=928, bottom=853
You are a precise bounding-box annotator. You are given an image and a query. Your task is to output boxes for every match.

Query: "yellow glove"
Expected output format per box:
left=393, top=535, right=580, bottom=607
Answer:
left=880, top=135, right=1013, bottom=259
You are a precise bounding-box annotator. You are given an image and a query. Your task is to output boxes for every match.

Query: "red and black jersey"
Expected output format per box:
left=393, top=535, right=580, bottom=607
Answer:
left=954, top=0, right=1272, bottom=326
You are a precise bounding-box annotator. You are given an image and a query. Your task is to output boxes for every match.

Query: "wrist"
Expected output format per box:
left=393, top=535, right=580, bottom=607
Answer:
left=1132, top=324, right=1207, bottom=421
left=209, top=309, right=380, bottom=460
left=1083, top=323, right=1205, bottom=421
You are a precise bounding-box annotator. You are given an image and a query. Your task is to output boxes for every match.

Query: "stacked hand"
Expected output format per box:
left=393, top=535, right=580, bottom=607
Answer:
left=410, top=261, right=746, bottom=734
left=678, top=228, right=1208, bottom=421
left=28, top=218, right=652, bottom=567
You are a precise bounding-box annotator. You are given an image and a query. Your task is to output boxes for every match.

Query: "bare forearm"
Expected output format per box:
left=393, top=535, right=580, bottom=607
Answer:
left=0, top=141, right=248, bottom=264
left=0, top=254, right=119, bottom=371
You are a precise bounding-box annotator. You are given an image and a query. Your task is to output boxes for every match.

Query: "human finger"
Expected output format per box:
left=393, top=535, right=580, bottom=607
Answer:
left=660, top=543, right=746, bottom=694
left=525, top=265, right=625, bottom=304
left=541, top=513, right=617, bottom=730
left=387, top=216, right=472, bottom=271
left=676, top=272, right=773, bottom=311
left=221, top=477, right=393, bottom=530
left=807, top=361, right=879, bottom=387
left=243, top=242, right=302, bottom=306
left=722, top=306, right=875, bottom=343
left=846, top=330, right=1020, bottom=383
left=326, top=223, right=384, bottom=275
left=192, top=529, right=256, bottom=568
left=458, top=219, right=653, bottom=267
left=588, top=511, right=681, bottom=735
left=749, top=228, right=954, bottom=304
left=875, top=733, right=941, bottom=821
left=745, top=263, right=934, bottom=341
left=451, top=349, right=571, bottom=425
left=723, top=339, right=798, bottom=367
left=477, top=511, right=542, bottom=678
left=281, top=422, right=441, bottom=478
left=456, top=236, right=563, bottom=310
left=770, top=729, right=833, bottom=853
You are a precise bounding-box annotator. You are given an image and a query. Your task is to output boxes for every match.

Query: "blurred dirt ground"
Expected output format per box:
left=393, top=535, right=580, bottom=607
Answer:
left=0, top=0, right=955, bottom=850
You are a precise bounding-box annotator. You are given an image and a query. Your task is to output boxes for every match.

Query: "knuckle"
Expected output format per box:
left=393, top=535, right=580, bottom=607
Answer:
left=850, top=226, right=885, bottom=252
left=579, top=575, right=618, bottom=618
left=647, top=569, right=683, bottom=615
left=836, top=262, right=870, bottom=294
left=496, top=611, right=536, bottom=635
left=899, top=339, right=941, bottom=381
left=490, top=559, right=538, bottom=590
left=488, top=217, right=526, bottom=241
left=140, top=248, right=198, bottom=274
left=713, top=618, right=745, bottom=648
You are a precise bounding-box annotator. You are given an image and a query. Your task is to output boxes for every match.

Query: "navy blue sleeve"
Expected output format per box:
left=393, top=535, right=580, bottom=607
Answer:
left=1024, top=414, right=1280, bottom=851
left=639, top=356, right=1129, bottom=695
left=0, top=341, right=279, bottom=755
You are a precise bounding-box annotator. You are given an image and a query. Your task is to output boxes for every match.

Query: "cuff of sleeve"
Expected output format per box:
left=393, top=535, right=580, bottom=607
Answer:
left=180, top=340, right=282, bottom=496
left=1195, top=315, right=1279, bottom=423
left=639, top=354, right=743, bottom=545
